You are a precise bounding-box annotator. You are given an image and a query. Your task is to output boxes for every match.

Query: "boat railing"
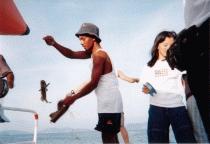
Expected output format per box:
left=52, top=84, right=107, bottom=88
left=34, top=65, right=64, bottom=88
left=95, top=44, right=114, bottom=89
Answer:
left=0, top=106, right=38, bottom=144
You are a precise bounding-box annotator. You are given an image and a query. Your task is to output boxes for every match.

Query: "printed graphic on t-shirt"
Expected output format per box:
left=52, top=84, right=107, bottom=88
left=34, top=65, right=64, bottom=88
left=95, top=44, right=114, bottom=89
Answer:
left=154, top=68, right=168, bottom=77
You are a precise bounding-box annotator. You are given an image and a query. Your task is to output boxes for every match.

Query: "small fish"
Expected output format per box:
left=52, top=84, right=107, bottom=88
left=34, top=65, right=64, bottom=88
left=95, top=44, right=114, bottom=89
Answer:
left=39, top=80, right=51, bottom=103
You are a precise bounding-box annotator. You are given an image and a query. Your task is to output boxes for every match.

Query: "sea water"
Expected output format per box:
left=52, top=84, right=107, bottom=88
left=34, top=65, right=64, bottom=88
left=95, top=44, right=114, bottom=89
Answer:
left=0, top=123, right=176, bottom=144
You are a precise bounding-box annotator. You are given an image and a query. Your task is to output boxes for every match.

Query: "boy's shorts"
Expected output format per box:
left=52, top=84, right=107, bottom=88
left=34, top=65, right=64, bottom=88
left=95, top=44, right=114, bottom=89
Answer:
left=95, top=113, right=121, bottom=134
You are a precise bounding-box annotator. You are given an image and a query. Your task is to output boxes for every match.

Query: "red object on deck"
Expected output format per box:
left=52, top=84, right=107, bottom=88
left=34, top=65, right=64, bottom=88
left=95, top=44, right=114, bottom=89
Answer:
left=0, top=0, right=30, bottom=35
left=34, top=113, right=39, bottom=120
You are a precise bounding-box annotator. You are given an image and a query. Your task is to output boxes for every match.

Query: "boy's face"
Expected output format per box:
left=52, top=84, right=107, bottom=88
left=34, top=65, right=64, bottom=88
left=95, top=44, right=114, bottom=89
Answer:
left=79, top=35, right=95, bottom=52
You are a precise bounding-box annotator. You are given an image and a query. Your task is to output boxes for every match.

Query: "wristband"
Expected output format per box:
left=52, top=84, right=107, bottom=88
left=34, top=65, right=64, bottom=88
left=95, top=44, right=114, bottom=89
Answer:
left=71, top=90, right=75, bottom=95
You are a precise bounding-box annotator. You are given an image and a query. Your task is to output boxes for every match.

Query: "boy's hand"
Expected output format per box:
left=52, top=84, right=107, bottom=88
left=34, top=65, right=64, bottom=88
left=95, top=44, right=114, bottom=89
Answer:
left=63, top=96, right=76, bottom=106
left=43, top=35, right=56, bottom=46
left=134, top=78, right=139, bottom=83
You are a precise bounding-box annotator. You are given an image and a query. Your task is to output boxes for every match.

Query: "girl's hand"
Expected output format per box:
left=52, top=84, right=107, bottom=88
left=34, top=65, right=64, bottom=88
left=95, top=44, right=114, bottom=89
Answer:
left=142, top=85, right=150, bottom=94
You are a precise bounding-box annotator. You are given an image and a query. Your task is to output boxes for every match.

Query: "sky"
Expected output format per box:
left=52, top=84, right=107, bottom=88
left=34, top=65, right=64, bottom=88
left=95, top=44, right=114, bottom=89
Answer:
left=0, top=0, right=184, bottom=131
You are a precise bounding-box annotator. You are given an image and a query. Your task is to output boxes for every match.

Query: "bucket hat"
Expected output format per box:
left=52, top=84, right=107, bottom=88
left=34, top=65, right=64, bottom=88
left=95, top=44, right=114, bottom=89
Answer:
left=75, top=23, right=101, bottom=42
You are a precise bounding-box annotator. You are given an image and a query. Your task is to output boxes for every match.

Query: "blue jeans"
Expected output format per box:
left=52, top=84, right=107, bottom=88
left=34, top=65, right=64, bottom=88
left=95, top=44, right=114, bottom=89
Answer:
left=147, top=105, right=196, bottom=143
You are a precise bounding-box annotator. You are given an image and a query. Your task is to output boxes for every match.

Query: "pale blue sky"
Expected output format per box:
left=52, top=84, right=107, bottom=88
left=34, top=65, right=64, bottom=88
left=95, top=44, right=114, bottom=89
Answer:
left=0, top=0, right=184, bottom=131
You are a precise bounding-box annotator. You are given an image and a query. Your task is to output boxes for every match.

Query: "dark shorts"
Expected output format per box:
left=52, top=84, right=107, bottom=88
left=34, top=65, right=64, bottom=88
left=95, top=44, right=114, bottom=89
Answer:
left=95, top=113, right=121, bottom=134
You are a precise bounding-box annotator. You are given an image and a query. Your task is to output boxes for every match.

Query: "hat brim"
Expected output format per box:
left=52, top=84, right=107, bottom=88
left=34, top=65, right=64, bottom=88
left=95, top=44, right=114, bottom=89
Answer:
left=75, top=33, right=101, bottom=43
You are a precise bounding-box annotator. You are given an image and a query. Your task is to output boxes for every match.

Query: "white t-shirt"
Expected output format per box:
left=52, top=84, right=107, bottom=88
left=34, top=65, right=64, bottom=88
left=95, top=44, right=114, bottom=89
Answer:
left=184, top=0, right=210, bottom=28
left=140, top=60, right=185, bottom=108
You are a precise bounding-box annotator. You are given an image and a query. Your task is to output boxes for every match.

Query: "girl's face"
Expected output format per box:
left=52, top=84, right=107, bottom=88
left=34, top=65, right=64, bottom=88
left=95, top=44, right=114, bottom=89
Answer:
left=158, top=37, right=174, bottom=60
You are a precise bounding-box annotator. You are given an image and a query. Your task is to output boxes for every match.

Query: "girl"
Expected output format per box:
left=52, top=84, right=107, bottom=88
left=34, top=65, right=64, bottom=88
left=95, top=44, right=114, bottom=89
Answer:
left=141, top=31, right=196, bottom=143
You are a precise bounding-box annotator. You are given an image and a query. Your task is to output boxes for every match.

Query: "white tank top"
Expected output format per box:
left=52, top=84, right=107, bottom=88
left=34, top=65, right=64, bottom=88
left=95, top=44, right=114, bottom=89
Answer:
left=92, top=49, right=123, bottom=113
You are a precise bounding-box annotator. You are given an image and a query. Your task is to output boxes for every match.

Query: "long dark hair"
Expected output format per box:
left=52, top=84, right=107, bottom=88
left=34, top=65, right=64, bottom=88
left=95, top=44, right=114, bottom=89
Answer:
left=147, top=31, right=177, bottom=67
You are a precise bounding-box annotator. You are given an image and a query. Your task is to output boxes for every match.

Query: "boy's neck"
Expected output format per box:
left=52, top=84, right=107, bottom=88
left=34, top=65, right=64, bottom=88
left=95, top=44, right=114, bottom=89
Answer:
left=92, top=43, right=102, bottom=53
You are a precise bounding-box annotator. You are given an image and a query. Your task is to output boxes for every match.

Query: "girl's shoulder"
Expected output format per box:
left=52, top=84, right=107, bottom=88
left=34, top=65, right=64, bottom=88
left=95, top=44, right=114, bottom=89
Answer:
left=141, top=64, right=152, bottom=74
left=142, top=64, right=150, bottom=70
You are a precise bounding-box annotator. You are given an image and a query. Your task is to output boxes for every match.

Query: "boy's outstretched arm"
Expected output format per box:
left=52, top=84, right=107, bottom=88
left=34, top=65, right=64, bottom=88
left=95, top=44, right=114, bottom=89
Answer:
left=43, top=35, right=91, bottom=59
